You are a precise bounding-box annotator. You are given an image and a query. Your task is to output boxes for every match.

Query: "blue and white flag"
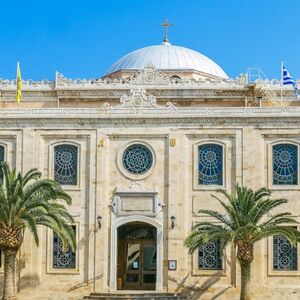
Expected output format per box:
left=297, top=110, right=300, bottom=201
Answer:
left=282, top=65, right=299, bottom=97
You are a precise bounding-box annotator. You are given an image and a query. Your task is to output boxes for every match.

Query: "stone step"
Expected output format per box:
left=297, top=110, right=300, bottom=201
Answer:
left=82, top=293, right=186, bottom=300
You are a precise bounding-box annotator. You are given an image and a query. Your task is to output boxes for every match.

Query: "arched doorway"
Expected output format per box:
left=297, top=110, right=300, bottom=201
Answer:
left=109, top=215, right=163, bottom=291
left=117, top=222, right=157, bottom=290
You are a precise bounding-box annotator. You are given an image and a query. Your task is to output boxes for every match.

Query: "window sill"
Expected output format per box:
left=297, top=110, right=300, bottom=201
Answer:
left=268, top=270, right=300, bottom=277
left=268, top=185, right=300, bottom=191
left=59, top=185, right=81, bottom=192
left=46, top=269, right=80, bottom=275
left=193, top=184, right=226, bottom=191
left=192, top=269, right=226, bottom=277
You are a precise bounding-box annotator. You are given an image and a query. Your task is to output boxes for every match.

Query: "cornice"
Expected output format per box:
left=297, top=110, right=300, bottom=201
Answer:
left=0, top=105, right=299, bottom=118
left=0, top=112, right=300, bottom=129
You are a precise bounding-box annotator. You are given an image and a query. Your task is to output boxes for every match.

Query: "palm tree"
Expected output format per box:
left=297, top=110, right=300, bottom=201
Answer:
left=185, top=185, right=300, bottom=300
left=0, top=162, right=76, bottom=300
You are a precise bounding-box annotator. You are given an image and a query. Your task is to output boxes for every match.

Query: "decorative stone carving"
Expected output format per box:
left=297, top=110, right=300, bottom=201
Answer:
left=129, top=63, right=170, bottom=86
left=111, top=182, right=163, bottom=216
left=99, top=88, right=178, bottom=114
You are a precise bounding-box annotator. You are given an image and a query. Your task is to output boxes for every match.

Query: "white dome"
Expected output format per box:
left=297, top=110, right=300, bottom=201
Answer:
left=105, top=44, right=228, bottom=78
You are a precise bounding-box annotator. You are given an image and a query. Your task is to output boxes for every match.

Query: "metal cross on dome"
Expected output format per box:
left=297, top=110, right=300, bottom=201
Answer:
left=160, top=18, right=174, bottom=45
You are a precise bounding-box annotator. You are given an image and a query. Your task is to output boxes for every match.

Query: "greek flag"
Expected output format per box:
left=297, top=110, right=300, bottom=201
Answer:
left=282, top=65, right=299, bottom=97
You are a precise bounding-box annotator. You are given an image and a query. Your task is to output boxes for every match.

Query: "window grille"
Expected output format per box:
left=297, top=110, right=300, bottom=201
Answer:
left=273, top=236, right=297, bottom=271
left=273, top=144, right=298, bottom=185
left=198, top=144, right=223, bottom=185
left=198, top=240, right=222, bottom=270
left=52, top=226, right=76, bottom=269
left=122, top=144, right=153, bottom=174
left=54, top=144, right=78, bottom=185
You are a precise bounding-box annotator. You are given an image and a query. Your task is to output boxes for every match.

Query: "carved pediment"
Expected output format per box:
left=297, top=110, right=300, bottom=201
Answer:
left=129, top=63, right=170, bottom=86
left=99, top=88, right=177, bottom=114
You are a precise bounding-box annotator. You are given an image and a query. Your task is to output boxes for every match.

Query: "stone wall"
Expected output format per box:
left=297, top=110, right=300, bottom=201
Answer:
left=0, top=112, right=298, bottom=300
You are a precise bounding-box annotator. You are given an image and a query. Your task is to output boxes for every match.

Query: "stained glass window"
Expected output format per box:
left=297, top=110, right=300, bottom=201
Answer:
left=0, top=145, right=5, bottom=180
left=52, top=226, right=76, bottom=269
left=198, top=240, right=222, bottom=270
left=198, top=144, right=223, bottom=185
left=273, top=236, right=297, bottom=271
left=122, top=144, right=153, bottom=174
left=54, top=144, right=78, bottom=185
left=273, top=144, right=298, bottom=185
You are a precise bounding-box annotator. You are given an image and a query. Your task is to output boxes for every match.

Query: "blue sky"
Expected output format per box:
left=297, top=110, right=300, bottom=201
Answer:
left=0, top=0, right=299, bottom=80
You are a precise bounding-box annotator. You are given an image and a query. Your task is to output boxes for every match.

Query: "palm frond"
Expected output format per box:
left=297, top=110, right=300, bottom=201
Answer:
left=0, top=162, right=75, bottom=252
left=185, top=184, right=300, bottom=258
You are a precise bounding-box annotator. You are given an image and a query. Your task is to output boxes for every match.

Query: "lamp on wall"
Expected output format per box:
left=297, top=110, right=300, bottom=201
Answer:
left=96, top=215, right=102, bottom=230
left=170, top=215, right=176, bottom=229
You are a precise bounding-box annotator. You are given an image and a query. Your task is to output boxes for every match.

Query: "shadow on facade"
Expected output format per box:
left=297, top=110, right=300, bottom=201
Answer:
left=0, top=274, right=3, bottom=294
left=169, top=272, right=233, bottom=299
left=67, top=274, right=103, bottom=292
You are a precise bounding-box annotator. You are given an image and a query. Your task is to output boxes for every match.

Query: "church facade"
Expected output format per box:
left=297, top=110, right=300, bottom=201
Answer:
left=0, top=40, right=300, bottom=299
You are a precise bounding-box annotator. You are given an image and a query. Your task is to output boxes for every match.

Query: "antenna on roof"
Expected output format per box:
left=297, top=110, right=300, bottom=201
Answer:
left=160, top=18, right=174, bottom=45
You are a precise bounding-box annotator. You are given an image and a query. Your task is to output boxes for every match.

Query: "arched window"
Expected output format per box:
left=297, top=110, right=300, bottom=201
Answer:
left=52, top=225, right=76, bottom=269
left=198, top=143, right=223, bottom=185
left=273, top=236, right=297, bottom=271
left=54, top=144, right=78, bottom=185
left=273, top=144, right=298, bottom=185
left=198, top=240, right=222, bottom=270
left=0, top=145, right=5, bottom=180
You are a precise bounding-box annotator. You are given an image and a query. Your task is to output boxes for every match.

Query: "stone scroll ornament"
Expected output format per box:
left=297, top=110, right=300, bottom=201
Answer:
left=98, top=88, right=177, bottom=115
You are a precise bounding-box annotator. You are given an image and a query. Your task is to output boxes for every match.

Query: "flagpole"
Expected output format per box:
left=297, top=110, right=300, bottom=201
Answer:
left=280, top=59, right=283, bottom=106
left=280, top=60, right=283, bottom=103
left=16, top=61, right=19, bottom=103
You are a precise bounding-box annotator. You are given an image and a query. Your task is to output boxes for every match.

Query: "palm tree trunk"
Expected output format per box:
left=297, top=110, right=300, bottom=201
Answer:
left=2, top=250, right=17, bottom=300
left=240, top=261, right=251, bottom=300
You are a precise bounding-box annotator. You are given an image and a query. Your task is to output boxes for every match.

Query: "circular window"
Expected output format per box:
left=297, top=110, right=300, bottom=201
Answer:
left=122, top=144, right=153, bottom=175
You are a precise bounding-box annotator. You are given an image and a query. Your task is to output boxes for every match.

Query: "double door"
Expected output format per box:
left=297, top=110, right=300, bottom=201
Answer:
left=123, top=239, right=156, bottom=290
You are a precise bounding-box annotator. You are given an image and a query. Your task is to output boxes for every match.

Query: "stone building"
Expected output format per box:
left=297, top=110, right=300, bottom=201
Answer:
left=0, top=37, right=300, bottom=299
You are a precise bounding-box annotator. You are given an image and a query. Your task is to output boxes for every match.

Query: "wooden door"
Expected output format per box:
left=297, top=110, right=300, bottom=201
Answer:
left=123, top=239, right=156, bottom=290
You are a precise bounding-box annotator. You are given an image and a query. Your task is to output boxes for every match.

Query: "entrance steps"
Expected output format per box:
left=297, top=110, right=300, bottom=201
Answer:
left=82, top=292, right=187, bottom=300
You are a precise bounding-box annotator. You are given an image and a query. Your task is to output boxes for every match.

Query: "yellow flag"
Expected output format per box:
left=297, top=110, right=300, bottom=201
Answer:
left=16, top=62, right=22, bottom=103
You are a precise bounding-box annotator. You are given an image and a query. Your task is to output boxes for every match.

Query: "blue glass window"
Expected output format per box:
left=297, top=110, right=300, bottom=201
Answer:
left=198, top=144, right=223, bottom=185
left=52, top=226, right=76, bottom=269
left=273, top=144, right=298, bottom=185
left=122, top=144, right=153, bottom=174
left=0, top=145, right=5, bottom=180
left=54, top=144, right=78, bottom=185
left=198, top=240, right=222, bottom=270
left=273, top=236, right=297, bottom=271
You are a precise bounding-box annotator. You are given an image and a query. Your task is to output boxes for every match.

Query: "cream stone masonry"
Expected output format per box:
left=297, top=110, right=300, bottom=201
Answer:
left=1, top=61, right=300, bottom=300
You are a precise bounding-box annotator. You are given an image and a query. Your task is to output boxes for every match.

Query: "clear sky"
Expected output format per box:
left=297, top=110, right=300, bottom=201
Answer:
left=0, top=0, right=299, bottom=80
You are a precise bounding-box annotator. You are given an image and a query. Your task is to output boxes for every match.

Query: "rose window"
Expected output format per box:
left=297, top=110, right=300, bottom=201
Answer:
left=122, top=144, right=153, bottom=175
